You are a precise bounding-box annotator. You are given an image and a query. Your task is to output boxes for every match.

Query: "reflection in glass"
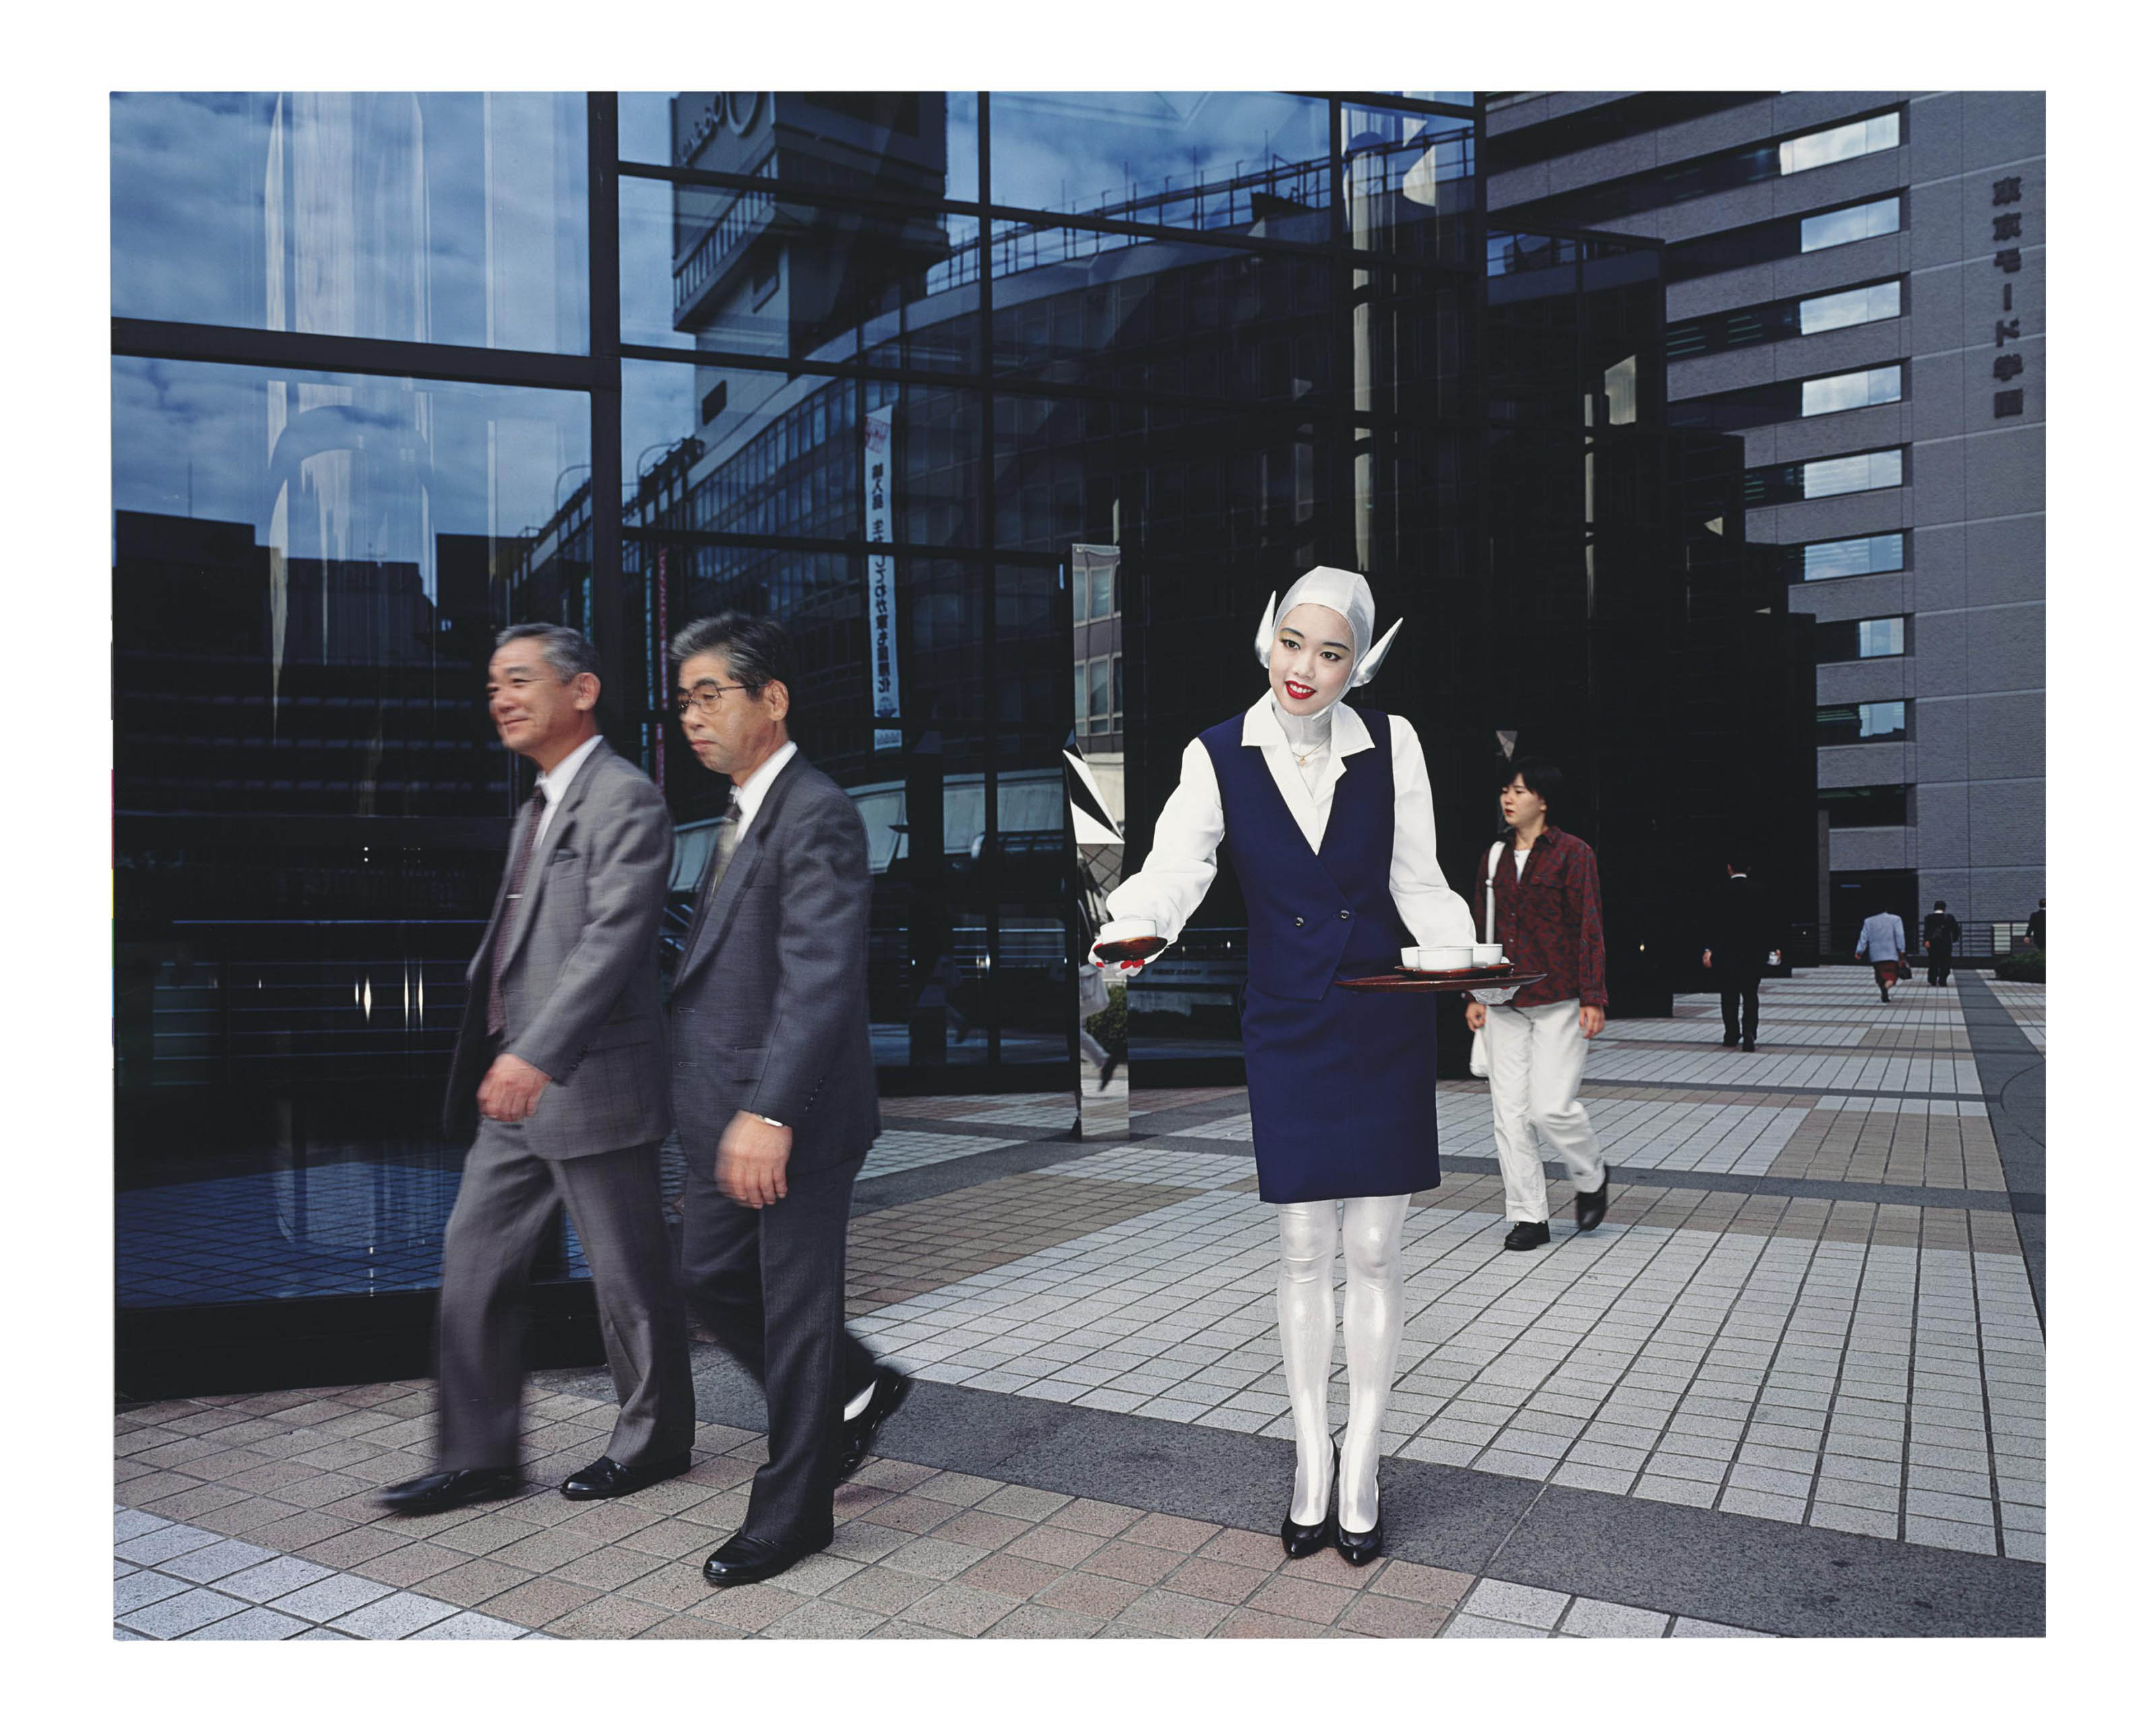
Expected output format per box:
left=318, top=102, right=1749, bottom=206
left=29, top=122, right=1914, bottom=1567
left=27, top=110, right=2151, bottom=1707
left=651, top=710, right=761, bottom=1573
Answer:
left=1817, top=700, right=1911, bottom=744
left=1799, top=279, right=1901, bottom=335
left=1779, top=112, right=1899, bottom=176
left=1856, top=617, right=1907, bottom=658
left=621, top=91, right=980, bottom=203
left=990, top=91, right=1331, bottom=230
left=1801, top=364, right=1903, bottom=416
left=1798, top=532, right=1905, bottom=581
left=1067, top=544, right=1127, bottom=1133
left=111, top=92, right=589, bottom=353
left=1802, top=449, right=1902, bottom=499
left=1800, top=196, right=1900, bottom=253
left=114, top=357, right=591, bottom=1302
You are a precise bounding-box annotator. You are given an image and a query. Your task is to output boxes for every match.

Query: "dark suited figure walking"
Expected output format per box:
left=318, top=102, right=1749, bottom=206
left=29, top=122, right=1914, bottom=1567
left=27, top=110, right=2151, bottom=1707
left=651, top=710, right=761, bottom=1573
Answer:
left=1701, top=858, right=1779, bottom=1052
left=379, top=625, right=694, bottom=1515
left=667, top=614, right=910, bottom=1588
left=1923, top=900, right=1961, bottom=986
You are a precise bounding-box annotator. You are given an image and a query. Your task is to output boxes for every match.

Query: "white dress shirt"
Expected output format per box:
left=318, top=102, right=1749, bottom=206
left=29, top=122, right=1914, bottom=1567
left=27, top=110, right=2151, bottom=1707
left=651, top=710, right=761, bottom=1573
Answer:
left=532, top=732, right=604, bottom=850
left=1101, top=697, right=1475, bottom=953
left=730, top=738, right=800, bottom=833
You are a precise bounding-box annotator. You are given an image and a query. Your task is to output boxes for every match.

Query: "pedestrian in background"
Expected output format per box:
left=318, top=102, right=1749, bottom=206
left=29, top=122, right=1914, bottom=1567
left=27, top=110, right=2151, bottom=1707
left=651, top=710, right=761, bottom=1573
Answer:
left=1856, top=902, right=1907, bottom=1005
left=1923, top=899, right=1961, bottom=987
left=2027, top=897, right=2046, bottom=951
left=1464, top=758, right=1611, bottom=1252
left=1702, top=856, right=1778, bottom=1051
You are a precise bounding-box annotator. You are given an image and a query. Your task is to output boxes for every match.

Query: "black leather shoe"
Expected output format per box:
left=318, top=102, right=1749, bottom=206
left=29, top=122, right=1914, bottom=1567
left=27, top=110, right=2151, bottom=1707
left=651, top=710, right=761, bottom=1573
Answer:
left=1742, top=1038, right=1756, bottom=1052
left=559, top=1452, right=693, bottom=1501
left=1721, top=1035, right=1738, bottom=1048
left=1280, top=1445, right=1337, bottom=1560
left=374, top=1467, right=521, bottom=1516
left=835, top=1367, right=912, bottom=1480
left=1575, top=1173, right=1610, bottom=1234
left=703, top=1529, right=831, bottom=1587
left=1334, top=1498, right=1383, bottom=1566
left=1503, top=1220, right=1551, bottom=1251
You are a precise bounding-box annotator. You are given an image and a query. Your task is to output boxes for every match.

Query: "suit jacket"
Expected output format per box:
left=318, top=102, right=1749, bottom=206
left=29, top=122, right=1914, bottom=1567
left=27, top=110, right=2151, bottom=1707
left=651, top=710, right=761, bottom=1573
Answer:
left=669, top=751, right=879, bottom=1175
left=1924, top=910, right=1960, bottom=950
left=444, top=739, right=676, bottom=1159
left=1705, top=874, right=1778, bottom=978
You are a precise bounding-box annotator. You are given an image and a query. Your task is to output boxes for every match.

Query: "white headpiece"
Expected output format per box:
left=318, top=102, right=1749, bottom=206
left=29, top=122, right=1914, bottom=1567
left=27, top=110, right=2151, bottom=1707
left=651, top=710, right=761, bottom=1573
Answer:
left=1250, top=565, right=1403, bottom=691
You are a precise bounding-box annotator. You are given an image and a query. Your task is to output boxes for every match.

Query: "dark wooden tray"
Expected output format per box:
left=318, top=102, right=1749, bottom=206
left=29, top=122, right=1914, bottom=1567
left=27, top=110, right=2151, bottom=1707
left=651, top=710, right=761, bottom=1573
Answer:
left=1338, top=970, right=1546, bottom=994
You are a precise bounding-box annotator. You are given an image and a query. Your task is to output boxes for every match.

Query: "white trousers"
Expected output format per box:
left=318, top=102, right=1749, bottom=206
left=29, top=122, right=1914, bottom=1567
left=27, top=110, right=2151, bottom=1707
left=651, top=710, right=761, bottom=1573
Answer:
left=1485, top=997, right=1604, bottom=1223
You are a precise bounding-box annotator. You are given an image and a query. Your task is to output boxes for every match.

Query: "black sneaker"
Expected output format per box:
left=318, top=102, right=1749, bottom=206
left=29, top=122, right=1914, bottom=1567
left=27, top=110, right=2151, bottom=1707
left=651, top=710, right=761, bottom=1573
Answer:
left=1503, top=1220, right=1551, bottom=1251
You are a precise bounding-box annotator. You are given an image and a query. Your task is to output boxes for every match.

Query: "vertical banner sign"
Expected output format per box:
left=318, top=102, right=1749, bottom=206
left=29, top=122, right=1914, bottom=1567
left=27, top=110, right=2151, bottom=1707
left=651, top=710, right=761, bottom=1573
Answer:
left=653, top=546, right=669, bottom=790
left=864, top=406, right=902, bottom=750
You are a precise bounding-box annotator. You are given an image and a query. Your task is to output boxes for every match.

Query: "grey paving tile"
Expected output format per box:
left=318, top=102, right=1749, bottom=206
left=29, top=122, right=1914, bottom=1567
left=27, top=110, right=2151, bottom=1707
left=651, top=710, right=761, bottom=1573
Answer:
left=1464, top=1579, right=1568, bottom=1629
left=219, top=1554, right=338, bottom=1603
left=118, top=1587, right=250, bottom=1640
left=272, top=1573, right=398, bottom=1622
left=115, top=1525, right=224, bottom=1566
left=115, top=1570, right=192, bottom=1613
left=1442, top=1613, right=1548, bottom=1638
left=156, top=1538, right=280, bottom=1585
left=1561, top=1598, right=1671, bottom=1638
left=329, top=1591, right=463, bottom=1639
left=408, top=1611, right=529, bottom=1640
left=1672, top=1617, right=1772, bottom=1637
left=179, top=1607, right=311, bottom=1640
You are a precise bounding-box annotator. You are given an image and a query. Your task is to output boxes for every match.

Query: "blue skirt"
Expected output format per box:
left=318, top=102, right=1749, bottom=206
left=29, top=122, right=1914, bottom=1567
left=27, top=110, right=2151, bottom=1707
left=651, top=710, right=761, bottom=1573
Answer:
left=1240, top=980, right=1441, bottom=1204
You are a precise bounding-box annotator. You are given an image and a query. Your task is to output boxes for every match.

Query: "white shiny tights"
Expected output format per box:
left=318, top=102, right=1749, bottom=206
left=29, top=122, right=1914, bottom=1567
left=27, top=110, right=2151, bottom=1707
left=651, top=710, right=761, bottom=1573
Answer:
left=1276, top=1194, right=1411, bottom=1533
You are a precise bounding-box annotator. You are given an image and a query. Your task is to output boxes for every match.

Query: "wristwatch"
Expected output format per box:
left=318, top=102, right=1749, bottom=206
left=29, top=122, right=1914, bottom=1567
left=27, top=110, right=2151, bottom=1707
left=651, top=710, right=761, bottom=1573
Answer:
left=750, top=1112, right=787, bottom=1129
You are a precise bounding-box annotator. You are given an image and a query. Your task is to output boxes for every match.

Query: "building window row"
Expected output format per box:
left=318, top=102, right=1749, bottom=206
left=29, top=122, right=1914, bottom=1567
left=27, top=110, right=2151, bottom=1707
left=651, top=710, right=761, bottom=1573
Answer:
left=1818, top=784, right=1911, bottom=827
left=1076, top=653, right=1124, bottom=736
left=1817, top=699, right=1911, bottom=744
left=1746, top=447, right=1904, bottom=507
left=1668, top=193, right=1902, bottom=284
left=1672, top=363, right=1903, bottom=434
left=1815, top=615, right=1911, bottom=663
left=1667, top=278, right=1901, bottom=360
left=1784, top=532, right=1907, bottom=582
left=1495, top=107, right=1899, bottom=229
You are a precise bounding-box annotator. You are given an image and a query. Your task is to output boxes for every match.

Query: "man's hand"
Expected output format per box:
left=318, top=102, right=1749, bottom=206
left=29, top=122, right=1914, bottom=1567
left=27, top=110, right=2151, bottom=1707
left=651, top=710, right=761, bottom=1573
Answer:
left=1579, top=1005, right=1606, bottom=1039
left=1701, top=949, right=1713, bottom=969
left=478, top=1053, right=551, bottom=1122
left=718, top=1112, right=792, bottom=1208
left=1463, top=1000, right=1487, bottom=1031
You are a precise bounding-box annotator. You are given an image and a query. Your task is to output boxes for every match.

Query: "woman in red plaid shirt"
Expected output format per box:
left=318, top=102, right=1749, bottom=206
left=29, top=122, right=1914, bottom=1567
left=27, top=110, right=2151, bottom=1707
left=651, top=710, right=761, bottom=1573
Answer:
left=1462, top=759, right=1612, bottom=1251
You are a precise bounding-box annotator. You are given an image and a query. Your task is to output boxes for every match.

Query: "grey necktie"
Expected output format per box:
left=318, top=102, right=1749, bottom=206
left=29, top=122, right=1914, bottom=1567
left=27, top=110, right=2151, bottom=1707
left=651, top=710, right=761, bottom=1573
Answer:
left=680, top=793, right=742, bottom=963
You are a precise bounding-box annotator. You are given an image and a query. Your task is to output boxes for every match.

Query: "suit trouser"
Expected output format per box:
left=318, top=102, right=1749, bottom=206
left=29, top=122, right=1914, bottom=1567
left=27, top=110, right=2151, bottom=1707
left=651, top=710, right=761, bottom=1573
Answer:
left=1927, top=944, right=1953, bottom=985
left=1719, top=974, right=1761, bottom=1042
left=436, top=1122, right=695, bottom=1472
left=1486, top=997, right=1605, bottom=1224
left=678, top=1150, right=877, bottom=1541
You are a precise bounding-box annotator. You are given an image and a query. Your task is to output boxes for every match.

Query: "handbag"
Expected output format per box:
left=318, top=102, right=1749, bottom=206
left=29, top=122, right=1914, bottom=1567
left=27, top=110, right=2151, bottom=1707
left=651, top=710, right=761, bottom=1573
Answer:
left=1467, top=840, right=1506, bottom=1079
left=1895, top=957, right=1913, bottom=980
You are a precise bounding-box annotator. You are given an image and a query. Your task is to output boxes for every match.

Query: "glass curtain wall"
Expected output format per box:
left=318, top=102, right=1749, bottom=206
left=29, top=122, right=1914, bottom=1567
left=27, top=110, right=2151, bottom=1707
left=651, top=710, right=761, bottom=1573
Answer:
left=111, top=90, right=1480, bottom=1387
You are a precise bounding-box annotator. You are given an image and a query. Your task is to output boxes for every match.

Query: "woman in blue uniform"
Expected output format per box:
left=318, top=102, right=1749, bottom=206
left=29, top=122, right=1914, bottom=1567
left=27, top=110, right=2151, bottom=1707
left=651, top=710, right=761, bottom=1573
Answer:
left=1093, top=567, right=1475, bottom=1563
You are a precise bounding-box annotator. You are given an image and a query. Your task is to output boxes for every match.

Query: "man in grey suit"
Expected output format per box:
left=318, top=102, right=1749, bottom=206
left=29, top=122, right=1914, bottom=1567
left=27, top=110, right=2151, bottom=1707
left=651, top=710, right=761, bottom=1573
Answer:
left=378, top=624, right=695, bottom=1514
left=668, top=612, right=909, bottom=1587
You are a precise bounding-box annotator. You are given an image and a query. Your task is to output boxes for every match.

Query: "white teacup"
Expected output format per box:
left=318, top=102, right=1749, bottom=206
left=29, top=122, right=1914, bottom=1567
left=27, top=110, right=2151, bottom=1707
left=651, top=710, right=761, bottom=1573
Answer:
left=1473, top=943, right=1504, bottom=967
left=1400, top=946, right=1425, bottom=969
left=1427, top=945, right=1473, bottom=971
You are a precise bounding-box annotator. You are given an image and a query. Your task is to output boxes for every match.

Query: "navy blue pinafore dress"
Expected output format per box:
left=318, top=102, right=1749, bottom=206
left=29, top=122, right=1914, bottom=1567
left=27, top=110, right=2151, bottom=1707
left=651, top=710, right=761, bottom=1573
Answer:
left=1201, top=710, right=1442, bottom=1205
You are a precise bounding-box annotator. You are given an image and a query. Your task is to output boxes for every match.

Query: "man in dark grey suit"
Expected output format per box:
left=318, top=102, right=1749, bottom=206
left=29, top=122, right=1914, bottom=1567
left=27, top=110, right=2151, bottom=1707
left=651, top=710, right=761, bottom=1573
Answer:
left=668, top=612, right=908, bottom=1587
left=378, top=624, right=695, bottom=1514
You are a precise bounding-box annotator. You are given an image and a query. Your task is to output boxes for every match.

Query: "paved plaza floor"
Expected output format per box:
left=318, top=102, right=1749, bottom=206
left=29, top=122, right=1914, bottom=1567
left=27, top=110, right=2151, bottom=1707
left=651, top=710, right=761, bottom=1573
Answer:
left=113, top=970, right=2045, bottom=1640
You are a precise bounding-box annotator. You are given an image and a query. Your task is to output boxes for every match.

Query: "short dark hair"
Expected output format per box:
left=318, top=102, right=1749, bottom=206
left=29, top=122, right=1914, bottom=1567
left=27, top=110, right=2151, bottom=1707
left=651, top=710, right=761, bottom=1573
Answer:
left=1934, top=899, right=1947, bottom=909
left=1502, top=755, right=1565, bottom=812
left=494, top=622, right=599, bottom=683
left=670, top=612, right=793, bottom=695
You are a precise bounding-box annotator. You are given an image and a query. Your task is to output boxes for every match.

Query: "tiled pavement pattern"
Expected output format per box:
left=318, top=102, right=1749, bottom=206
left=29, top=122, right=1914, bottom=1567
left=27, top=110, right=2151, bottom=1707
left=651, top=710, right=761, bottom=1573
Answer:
left=114, top=1390, right=1767, bottom=1640
left=1982, top=976, right=2046, bottom=1052
left=117, top=969, right=2041, bottom=1636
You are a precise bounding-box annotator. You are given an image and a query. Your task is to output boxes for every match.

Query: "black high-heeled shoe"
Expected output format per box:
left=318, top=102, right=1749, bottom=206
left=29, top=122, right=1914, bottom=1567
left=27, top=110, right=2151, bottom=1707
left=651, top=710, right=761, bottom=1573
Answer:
left=1334, top=1481, right=1383, bottom=1566
left=1280, top=1444, right=1337, bottom=1560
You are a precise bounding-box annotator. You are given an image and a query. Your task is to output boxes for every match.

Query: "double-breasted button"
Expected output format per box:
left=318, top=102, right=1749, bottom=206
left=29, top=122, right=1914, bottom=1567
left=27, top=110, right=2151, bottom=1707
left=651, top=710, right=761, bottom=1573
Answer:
left=1293, top=916, right=1304, bottom=927
left=1339, top=909, right=1351, bottom=920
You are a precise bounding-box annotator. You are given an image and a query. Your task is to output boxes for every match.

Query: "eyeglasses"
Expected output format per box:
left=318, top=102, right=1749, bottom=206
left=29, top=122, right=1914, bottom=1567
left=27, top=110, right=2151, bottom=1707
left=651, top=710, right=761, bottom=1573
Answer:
left=673, top=682, right=749, bottom=716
